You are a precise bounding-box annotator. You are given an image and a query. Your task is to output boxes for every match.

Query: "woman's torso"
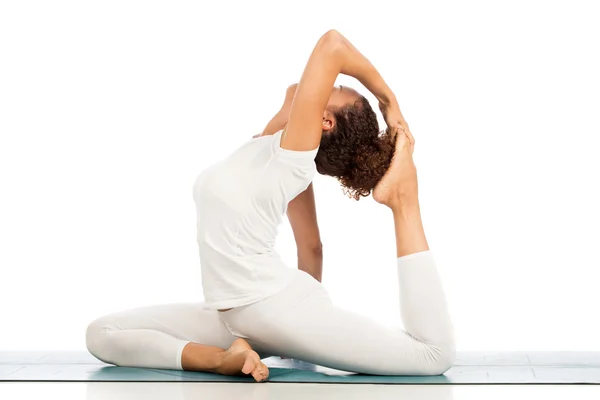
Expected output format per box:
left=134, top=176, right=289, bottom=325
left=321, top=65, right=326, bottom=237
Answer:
left=193, top=130, right=319, bottom=310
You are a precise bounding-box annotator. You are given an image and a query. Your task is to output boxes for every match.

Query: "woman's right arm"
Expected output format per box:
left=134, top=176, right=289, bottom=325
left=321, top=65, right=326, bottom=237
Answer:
left=335, top=32, right=397, bottom=108
left=257, top=84, right=298, bottom=138
left=282, top=30, right=396, bottom=151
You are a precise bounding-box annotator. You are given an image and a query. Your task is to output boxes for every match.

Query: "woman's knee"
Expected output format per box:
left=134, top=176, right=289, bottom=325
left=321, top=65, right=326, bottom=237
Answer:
left=85, top=317, right=118, bottom=364
left=388, top=341, right=456, bottom=376
left=421, top=342, right=456, bottom=375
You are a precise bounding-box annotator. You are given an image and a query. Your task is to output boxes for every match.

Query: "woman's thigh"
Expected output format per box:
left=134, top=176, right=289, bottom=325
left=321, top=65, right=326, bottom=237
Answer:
left=90, top=302, right=236, bottom=350
left=220, top=271, right=445, bottom=375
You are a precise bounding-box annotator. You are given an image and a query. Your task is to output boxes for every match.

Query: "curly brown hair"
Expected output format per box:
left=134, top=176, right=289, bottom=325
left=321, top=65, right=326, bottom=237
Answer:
left=315, top=95, right=396, bottom=200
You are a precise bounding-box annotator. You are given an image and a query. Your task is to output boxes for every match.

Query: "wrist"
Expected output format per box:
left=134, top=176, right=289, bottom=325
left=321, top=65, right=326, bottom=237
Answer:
left=376, top=88, right=396, bottom=107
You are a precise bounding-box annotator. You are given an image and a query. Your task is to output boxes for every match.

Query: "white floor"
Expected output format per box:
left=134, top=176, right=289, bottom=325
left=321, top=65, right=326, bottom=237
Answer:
left=0, top=383, right=599, bottom=400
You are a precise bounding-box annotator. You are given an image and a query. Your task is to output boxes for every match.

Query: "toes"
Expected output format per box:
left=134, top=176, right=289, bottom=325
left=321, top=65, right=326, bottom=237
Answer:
left=251, top=363, right=269, bottom=382
left=261, top=363, right=269, bottom=380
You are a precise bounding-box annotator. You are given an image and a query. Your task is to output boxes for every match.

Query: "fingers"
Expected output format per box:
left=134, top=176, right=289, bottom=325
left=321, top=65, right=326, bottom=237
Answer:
left=397, top=125, right=413, bottom=143
left=392, top=125, right=408, bottom=141
left=390, top=124, right=405, bottom=141
left=397, top=124, right=415, bottom=154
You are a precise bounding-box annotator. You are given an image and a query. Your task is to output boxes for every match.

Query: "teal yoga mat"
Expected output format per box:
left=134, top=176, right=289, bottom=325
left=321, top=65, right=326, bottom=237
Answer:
left=1, top=352, right=599, bottom=384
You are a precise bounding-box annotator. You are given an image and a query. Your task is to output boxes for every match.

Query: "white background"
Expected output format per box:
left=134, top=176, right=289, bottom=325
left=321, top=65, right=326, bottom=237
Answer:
left=1, top=0, right=599, bottom=352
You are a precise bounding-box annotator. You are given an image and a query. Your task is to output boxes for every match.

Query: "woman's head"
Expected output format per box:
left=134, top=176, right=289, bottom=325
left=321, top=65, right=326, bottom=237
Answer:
left=316, top=85, right=396, bottom=201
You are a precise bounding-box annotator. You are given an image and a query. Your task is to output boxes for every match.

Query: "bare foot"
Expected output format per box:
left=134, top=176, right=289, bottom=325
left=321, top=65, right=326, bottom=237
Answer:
left=373, top=129, right=418, bottom=207
left=215, top=338, right=269, bottom=382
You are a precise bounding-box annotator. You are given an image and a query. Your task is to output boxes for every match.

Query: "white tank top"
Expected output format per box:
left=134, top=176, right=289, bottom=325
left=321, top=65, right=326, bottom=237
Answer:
left=192, top=129, right=319, bottom=310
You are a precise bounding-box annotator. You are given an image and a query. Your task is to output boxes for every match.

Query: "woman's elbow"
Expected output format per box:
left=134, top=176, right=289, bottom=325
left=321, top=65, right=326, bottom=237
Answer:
left=318, top=29, right=346, bottom=53
left=321, top=29, right=343, bottom=41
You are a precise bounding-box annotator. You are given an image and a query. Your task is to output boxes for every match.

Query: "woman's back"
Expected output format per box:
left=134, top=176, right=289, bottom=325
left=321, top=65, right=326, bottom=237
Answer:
left=192, top=130, right=319, bottom=310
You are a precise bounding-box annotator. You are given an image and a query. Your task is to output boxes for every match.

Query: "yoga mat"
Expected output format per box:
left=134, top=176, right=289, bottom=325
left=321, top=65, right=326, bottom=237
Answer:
left=1, top=352, right=599, bottom=384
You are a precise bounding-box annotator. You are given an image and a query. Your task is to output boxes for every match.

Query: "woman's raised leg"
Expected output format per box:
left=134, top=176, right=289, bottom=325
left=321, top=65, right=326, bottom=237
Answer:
left=374, top=129, right=455, bottom=351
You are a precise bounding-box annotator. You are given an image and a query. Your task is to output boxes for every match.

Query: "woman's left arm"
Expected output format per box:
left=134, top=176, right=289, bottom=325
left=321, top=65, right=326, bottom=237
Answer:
left=286, top=182, right=323, bottom=282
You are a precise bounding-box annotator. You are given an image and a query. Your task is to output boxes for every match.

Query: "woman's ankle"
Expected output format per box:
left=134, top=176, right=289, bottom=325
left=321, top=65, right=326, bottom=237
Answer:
left=389, top=192, right=419, bottom=211
left=181, top=342, right=225, bottom=372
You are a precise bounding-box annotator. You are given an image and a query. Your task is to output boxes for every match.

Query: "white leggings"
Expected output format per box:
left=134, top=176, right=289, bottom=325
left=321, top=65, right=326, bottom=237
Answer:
left=86, top=250, right=455, bottom=375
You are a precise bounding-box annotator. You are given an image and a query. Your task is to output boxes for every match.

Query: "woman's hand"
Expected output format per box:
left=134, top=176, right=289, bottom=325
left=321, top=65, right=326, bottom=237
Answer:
left=379, top=99, right=407, bottom=132
left=379, top=99, right=414, bottom=152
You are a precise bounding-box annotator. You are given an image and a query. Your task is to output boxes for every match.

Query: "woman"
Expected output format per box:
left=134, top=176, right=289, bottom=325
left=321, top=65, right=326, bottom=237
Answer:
left=86, top=30, right=455, bottom=382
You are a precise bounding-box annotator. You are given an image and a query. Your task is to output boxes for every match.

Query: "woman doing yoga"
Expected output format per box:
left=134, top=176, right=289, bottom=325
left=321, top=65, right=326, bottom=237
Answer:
left=85, top=30, right=455, bottom=382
